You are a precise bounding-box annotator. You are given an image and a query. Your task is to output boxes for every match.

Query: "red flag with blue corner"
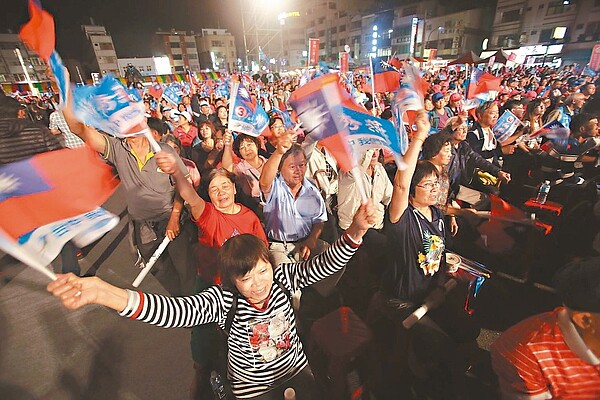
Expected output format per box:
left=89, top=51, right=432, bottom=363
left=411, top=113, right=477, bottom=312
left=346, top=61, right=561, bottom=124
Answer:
left=0, top=147, right=119, bottom=240
left=369, top=56, right=401, bottom=93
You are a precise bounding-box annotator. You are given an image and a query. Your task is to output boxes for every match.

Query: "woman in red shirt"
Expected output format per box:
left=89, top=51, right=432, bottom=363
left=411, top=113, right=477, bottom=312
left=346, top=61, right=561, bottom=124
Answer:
left=156, top=151, right=267, bottom=400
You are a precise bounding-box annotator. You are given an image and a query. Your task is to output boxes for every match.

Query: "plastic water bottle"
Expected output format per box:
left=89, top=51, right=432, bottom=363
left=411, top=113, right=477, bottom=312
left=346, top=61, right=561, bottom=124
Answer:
left=210, top=371, right=227, bottom=399
left=536, top=180, right=551, bottom=204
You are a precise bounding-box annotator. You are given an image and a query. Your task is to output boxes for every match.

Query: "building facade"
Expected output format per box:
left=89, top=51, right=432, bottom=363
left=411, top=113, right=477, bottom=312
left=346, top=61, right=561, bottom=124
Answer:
left=156, top=30, right=201, bottom=73
left=81, top=25, right=119, bottom=76
left=195, top=28, right=237, bottom=72
left=0, top=34, right=46, bottom=83
left=491, top=0, right=600, bottom=64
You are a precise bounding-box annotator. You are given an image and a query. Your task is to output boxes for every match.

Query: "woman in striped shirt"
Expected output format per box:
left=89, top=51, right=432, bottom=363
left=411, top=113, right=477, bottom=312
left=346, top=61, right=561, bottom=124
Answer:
left=47, top=201, right=375, bottom=399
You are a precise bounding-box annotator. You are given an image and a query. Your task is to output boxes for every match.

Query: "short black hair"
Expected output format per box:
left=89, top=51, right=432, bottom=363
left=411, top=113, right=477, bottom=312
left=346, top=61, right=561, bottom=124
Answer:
left=409, top=160, right=440, bottom=197
left=554, top=256, right=600, bottom=312
left=269, top=115, right=283, bottom=127
left=422, top=132, right=453, bottom=161
left=232, top=133, right=261, bottom=158
left=147, top=117, right=168, bottom=136
left=278, top=143, right=306, bottom=171
left=218, top=234, right=272, bottom=293
left=570, top=113, right=597, bottom=137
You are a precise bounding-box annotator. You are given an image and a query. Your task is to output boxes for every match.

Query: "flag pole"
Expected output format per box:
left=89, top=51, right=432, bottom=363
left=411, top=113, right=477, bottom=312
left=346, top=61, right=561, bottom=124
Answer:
left=0, top=226, right=57, bottom=281
left=369, top=55, right=378, bottom=115
left=132, top=236, right=171, bottom=287
left=14, top=47, right=39, bottom=98
left=351, top=166, right=370, bottom=204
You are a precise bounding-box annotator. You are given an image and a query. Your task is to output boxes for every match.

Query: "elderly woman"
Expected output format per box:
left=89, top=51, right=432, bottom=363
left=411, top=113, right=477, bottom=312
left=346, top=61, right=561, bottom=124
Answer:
left=47, top=202, right=375, bottom=400
left=157, top=152, right=268, bottom=399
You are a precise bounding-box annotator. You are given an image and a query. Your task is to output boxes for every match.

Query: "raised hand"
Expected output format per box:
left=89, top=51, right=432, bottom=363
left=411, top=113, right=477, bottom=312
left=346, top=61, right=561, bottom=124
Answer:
left=155, top=151, right=179, bottom=175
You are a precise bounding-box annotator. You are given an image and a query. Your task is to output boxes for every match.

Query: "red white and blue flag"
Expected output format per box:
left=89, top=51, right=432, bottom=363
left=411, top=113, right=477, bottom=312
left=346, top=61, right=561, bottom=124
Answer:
left=228, top=81, right=270, bottom=137
left=0, top=148, right=119, bottom=239
left=0, top=148, right=119, bottom=278
left=527, top=120, right=570, bottom=140
left=368, top=56, right=401, bottom=93
left=467, top=69, right=502, bottom=100
left=289, top=74, right=355, bottom=172
left=148, top=82, right=164, bottom=99
left=19, top=1, right=70, bottom=106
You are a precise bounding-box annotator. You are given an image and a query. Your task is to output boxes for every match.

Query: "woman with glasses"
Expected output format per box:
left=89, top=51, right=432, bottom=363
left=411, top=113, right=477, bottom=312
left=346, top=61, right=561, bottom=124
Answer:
left=378, top=111, right=481, bottom=397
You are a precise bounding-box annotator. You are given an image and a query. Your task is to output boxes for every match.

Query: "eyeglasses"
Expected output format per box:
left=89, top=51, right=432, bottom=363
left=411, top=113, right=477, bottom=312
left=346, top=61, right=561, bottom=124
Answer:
left=271, top=124, right=285, bottom=129
left=416, top=181, right=440, bottom=190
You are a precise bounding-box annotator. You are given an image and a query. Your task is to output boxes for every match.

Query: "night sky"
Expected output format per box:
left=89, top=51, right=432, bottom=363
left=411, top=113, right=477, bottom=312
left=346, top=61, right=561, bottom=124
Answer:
left=1, top=0, right=239, bottom=58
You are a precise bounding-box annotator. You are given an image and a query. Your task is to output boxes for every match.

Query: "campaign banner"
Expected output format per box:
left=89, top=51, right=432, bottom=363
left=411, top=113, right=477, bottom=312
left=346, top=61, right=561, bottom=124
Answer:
left=16, top=207, right=119, bottom=266
left=71, top=74, right=147, bottom=137
left=162, top=85, right=182, bottom=106
left=339, top=52, right=349, bottom=74
left=492, top=110, right=521, bottom=142
left=228, top=82, right=269, bottom=137
left=308, top=38, right=320, bottom=67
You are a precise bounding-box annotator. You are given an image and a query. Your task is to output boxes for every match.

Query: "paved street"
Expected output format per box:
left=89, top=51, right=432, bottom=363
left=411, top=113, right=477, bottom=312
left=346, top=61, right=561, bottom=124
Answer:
left=0, top=187, right=193, bottom=400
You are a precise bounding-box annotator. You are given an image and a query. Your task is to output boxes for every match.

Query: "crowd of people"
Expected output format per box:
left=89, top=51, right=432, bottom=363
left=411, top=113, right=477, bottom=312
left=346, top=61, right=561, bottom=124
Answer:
left=2, top=59, right=599, bottom=399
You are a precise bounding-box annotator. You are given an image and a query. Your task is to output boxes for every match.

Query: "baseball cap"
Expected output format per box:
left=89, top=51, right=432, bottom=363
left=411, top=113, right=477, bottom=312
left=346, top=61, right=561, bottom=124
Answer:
left=432, top=92, right=444, bottom=102
left=177, top=111, right=192, bottom=122
left=449, top=93, right=462, bottom=102
left=199, top=100, right=210, bottom=107
left=554, top=257, right=600, bottom=312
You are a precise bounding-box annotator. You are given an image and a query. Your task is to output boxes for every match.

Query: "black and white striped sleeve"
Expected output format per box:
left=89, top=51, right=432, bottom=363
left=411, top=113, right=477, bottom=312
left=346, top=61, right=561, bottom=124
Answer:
left=279, top=232, right=361, bottom=292
left=118, top=286, right=232, bottom=328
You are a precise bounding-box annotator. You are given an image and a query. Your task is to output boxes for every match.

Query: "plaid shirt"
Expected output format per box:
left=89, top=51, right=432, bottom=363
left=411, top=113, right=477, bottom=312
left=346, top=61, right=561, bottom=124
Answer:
left=49, top=111, right=85, bottom=148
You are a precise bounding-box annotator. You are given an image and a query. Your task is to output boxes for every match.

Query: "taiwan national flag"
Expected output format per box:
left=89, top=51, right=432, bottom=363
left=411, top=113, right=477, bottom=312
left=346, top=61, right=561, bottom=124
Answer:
left=467, top=69, right=502, bottom=100
left=289, top=73, right=356, bottom=172
left=0, top=147, right=119, bottom=240
left=528, top=120, right=569, bottom=140
left=369, top=56, right=401, bottom=93
left=148, top=82, right=164, bottom=99
left=228, top=81, right=270, bottom=137
left=19, top=0, right=55, bottom=61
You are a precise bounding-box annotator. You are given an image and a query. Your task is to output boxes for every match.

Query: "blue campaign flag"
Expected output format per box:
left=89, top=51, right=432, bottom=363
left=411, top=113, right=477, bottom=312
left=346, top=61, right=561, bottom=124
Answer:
left=492, top=110, right=522, bottom=142
left=583, top=66, right=597, bottom=76
left=71, top=74, right=147, bottom=137
left=49, top=50, right=69, bottom=106
left=228, top=82, right=269, bottom=137
left=162, top=85, right=181, bottom=106
left=270, top=106, right=294, bottom=129
left=338, top=105, right=404, bottom=161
